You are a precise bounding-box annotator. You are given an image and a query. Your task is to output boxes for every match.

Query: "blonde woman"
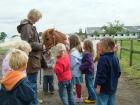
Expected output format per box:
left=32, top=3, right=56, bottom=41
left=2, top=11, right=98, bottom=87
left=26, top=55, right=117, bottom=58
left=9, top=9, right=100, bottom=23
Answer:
left=17, top=9, right=42, bottom=105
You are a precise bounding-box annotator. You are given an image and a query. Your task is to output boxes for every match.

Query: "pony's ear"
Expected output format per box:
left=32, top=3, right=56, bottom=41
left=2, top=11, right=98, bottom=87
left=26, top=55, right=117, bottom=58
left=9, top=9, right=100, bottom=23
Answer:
left=49, top=28, right=55, bottom=34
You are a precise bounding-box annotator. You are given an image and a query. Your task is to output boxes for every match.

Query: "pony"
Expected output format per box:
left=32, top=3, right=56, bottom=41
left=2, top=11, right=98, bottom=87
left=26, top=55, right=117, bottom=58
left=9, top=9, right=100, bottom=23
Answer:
left=42, top=28, right=69, bottom=57
left=42, top=28, right=68, bottom=50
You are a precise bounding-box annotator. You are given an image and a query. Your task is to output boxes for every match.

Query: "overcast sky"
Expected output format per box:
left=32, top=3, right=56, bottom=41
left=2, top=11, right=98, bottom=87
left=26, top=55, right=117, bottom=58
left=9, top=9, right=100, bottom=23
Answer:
left=0, top=0, right=140, bottom=36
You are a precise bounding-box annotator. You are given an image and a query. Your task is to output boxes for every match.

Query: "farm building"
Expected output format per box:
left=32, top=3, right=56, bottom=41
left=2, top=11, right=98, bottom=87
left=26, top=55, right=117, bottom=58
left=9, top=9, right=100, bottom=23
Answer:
left=85, top=26, right=140, bottom=37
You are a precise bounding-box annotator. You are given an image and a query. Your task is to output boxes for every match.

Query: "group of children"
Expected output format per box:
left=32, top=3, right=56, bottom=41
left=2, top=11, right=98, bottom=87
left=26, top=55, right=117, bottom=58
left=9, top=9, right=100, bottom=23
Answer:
left=0, top=35, right=121, bottom=105
left=43, top=35, right=121, bottom=105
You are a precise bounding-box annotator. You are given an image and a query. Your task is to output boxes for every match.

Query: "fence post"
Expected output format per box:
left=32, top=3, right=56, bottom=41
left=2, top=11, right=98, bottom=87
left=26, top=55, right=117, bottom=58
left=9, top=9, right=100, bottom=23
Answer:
left=119, top=40, right=122, bottom=59
left=129, top=39, right=133, bottom=66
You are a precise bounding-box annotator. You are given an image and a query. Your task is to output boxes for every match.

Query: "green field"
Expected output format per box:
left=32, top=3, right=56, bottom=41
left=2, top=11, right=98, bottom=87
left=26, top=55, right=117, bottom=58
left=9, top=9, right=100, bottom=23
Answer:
left=118, top=40, right=140, bottom=88
left=121, top=40, right=140, bottom=51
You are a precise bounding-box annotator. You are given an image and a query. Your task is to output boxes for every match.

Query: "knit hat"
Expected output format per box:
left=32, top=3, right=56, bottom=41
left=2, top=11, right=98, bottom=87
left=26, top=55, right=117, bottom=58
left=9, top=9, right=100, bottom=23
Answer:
left=55, top=43, right=66, bottom=54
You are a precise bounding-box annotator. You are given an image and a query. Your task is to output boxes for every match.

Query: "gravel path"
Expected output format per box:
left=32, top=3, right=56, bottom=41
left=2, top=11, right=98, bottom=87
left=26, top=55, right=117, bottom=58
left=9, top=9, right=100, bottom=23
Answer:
left=37, top=75, right=140, bottom=105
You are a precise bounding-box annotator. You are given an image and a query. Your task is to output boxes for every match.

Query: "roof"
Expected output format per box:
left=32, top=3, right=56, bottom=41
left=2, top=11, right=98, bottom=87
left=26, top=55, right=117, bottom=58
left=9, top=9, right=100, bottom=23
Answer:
left=85, top=27, right=104, bottom=34
left=124, top=26, right=140, bottom=33
left=86, top=26, right=140, bottom=35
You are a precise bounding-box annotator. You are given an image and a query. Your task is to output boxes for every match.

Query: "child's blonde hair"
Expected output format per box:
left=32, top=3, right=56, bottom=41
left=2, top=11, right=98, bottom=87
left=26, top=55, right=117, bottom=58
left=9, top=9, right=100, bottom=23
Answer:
left=0, top=40, right=31, bottom=54
left=14, top=40, right=31, bottom=54
left=100, top=37, right=115, bottom=52
left=83, top=39, right=94, bottom=56
left=55, top=43, right=66, bottom=56
left=7, top=49, right=28, bottom=70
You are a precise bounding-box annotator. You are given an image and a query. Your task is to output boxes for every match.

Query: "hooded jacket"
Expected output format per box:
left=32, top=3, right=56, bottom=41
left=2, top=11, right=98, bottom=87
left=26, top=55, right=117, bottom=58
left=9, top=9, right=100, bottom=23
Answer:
left=70, top=48, right=82, bottom=77
left=0, top=70, right=35, bottom=105
left=17, top=19, right=42, bottom=73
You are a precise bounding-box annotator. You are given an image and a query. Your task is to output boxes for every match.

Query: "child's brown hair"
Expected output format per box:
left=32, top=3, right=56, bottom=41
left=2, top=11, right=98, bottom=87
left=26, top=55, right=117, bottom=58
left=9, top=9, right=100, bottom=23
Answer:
left=94, top=41, right=102, bottom=62
left=83, top=39, right=94, bottom=56
left=69, top=35, right=82, bottom=53
left=100, top=37, right=115, bottom=52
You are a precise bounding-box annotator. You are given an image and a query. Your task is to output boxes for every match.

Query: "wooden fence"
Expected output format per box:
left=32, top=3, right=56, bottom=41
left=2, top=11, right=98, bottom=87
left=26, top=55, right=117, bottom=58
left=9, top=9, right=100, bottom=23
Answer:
left=119, top=39, right=140, bottom=66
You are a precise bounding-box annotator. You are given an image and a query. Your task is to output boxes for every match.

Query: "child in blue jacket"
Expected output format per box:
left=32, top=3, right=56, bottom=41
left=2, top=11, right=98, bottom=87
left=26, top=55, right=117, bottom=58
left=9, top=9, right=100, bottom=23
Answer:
left=0, top=49, right=35, bottom=105
left=95, top=37, right=121, bottom=105
left=69, top=35, right=83, bottom=103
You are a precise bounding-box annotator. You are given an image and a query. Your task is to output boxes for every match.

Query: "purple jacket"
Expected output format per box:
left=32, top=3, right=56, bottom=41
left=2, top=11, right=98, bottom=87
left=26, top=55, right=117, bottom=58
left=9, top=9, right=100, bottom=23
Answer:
left=2, top=56, right=9, bottom=76
left=2, top=56, right=26, bottom=76
left=79, top=52, right=94, bottom=74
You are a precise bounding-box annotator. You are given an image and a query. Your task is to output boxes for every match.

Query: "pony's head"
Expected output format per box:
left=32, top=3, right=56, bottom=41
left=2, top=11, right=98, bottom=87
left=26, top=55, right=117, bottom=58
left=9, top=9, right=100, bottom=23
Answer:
left=42, top=28, right=68, bottom=49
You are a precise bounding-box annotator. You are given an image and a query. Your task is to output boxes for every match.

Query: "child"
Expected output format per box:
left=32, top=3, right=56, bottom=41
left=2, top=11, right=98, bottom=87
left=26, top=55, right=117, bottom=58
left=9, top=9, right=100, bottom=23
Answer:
left=94, top=41, right=102, bottom=77
left=0, top=49, right=35, bottom=105
left=69, top=35, right=83, bottom=102
left=79, top=39, right=96, bottom=103
left=1, top=40, right=31, bottom=76
left=94, top=37, right=121, bottom=105
left=54, top=43, right=76, bottom=105
left=94, top=41, right=102, bottom=63
left=42, top=50, right=55, bottom=94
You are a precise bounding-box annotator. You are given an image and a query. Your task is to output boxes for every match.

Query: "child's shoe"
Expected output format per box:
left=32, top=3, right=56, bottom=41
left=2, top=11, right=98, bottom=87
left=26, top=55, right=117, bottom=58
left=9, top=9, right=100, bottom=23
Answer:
left=84, top=99, right=96, bottom=103
left=38, top=99, right=43, bottom=104
left=79, top=97, right=83, bottom=103
left=44, top=91, right=49, bottom=95
left=50, top=91, right=54, bottom=95
left=76, top=97, right=83, bottom=103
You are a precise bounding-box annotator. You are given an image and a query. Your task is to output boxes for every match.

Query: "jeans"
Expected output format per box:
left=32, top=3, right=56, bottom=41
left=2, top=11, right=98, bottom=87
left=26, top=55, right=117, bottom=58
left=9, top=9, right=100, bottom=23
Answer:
left=43, top=75, right=54, bottom=92
left=96, top=93, right=116, bottom=105
left=27, top=72, right=38, bottom=105
left=58, top=80, right=76, bottom=105
left=85, top=73, right=96, bottom=100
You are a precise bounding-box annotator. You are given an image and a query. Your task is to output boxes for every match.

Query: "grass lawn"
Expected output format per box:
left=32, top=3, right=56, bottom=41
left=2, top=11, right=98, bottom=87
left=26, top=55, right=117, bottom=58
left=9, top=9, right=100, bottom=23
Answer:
left=121, top=39, right=140, bottom=51
left=117, top=39, right=140, bottom=88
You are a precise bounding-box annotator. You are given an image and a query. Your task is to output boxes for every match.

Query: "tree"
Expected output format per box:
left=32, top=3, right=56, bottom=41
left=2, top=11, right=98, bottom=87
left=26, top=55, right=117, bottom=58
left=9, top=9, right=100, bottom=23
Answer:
left=93, top=31, right=100, bottom=37
left=77, top=28, right=83, bottom=36
left=0, top=32, right=7, bottom=42
left=102, top=20, right=124, bottom=36
left=76, top=28, right=85, bottom=40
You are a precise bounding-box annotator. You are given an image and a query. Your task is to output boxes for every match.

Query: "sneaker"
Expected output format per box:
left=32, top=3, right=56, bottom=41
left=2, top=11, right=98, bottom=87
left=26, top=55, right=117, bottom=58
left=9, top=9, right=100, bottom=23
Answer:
left=76, top=97, right=83, bottom=103
left=84, top=99, right=96, bottom=103
left=44, top=91, right=49, bottom=95
left=50, top=91, right=54, bottom=94
left=79, top=97, right=83, bottom=103
left=38, top=99, right=43, bottom=104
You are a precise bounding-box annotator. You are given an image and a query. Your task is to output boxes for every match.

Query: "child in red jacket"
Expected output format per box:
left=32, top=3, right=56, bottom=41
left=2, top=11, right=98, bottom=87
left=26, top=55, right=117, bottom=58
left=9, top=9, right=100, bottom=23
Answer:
left=54, top=43, right=76, bottom=105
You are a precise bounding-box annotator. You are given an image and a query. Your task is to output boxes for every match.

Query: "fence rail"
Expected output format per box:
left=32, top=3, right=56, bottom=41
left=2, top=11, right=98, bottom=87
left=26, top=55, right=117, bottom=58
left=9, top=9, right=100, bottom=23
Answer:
left=119, top=39, right=140, bottom=66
